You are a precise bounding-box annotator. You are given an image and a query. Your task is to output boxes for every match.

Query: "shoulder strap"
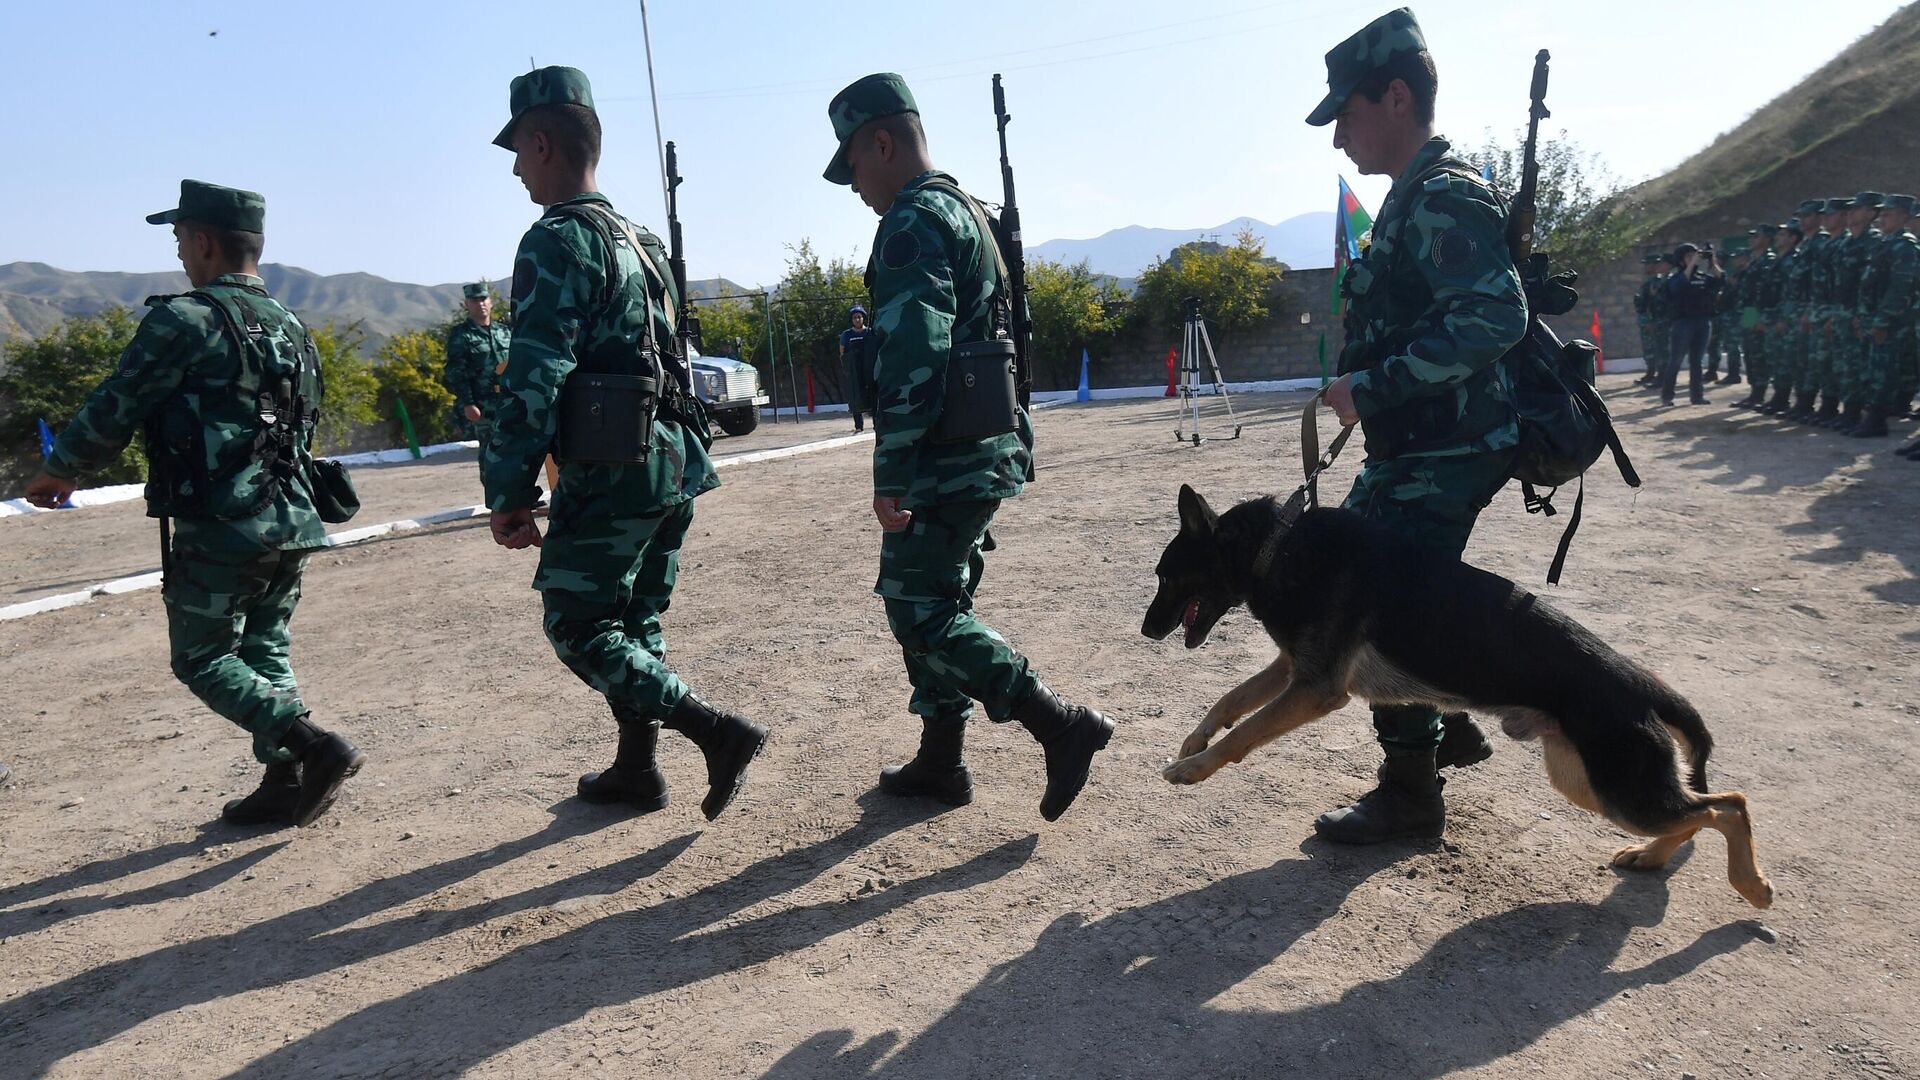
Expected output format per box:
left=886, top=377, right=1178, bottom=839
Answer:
left=547, top=202, right=673, bottom=334
left=915, top=177, right=1010, bottom=288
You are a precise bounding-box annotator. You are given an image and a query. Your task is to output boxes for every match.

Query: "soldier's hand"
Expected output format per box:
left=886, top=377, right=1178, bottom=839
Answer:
left=490, top=508, right=543, bottom=549
left=464, top=404, right=483, bottom=422
left=1324, top=375, right=1361, bottom=427
left=873, top=495, right=913, bottom=532
left=23, top=471, right=76, bottom=509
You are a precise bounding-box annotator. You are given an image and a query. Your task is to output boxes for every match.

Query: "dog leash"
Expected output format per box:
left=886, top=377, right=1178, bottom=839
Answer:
left=1298, top=386, right=1354, bottom=509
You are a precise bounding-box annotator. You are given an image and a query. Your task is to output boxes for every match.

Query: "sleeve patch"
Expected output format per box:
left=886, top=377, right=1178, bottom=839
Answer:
left=881, top=229, right=921, bottom=271
left=1432, top=228, right=1480, bottom=275
left=510, top=256, right=537, bottom=308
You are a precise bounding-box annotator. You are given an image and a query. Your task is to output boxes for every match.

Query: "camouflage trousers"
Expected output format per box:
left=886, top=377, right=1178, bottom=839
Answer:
left=1797, top=311, right=1834, bottom=398
left=1343, top=448, right=1516, bottom=757
left=539, top=499, right=694, bottom=720
left=1865, top=329, right=1919, bottom=409
left=1636, top=316, right=1654, bottom=371
left=1742, top=327, right=1769, bottom=388
left=1710, top=313, right=1742, bottom=378
left=876, top=499, right=1038, bottom=723
left=1830, top=320, right=1867, bottom=403
left=1647, top=319, right=1672, bottom=378
left=165, top=545, right=314, bottom=764
left=1771, top=313, right=1807, bottom=395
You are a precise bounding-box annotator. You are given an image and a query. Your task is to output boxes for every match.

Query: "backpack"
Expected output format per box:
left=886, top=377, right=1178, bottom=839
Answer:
left=1501, top=254, right=1641, bottom=584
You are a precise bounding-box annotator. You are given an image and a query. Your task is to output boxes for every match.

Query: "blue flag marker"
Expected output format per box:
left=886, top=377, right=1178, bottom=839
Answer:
left=37, top=417, right=55, bottom=460
left=1076, top=348, right=1091, bottom=402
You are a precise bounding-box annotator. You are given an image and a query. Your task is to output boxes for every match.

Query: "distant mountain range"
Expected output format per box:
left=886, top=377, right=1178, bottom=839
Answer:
left=0, top=212, right=1335, bottom=347
left=0, top=261, right=748, bottom=347
left=1028, top=212, right=1336, bottom=277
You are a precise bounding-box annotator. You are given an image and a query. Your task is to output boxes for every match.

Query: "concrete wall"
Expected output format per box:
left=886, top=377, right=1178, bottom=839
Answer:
left=1070, top=267, right=1341, bottom=391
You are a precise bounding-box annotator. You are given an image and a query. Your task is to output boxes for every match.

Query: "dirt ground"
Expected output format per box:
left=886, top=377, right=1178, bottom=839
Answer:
left=2, top=377, right=1916, bottom=1079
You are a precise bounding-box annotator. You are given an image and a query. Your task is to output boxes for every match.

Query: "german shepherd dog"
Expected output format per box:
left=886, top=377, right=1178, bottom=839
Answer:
left=1141, top=485, right=1773, bottom=909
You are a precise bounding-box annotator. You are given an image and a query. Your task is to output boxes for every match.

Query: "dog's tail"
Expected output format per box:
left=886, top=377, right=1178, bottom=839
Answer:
left=1653, top=688, right=1714, bottom=794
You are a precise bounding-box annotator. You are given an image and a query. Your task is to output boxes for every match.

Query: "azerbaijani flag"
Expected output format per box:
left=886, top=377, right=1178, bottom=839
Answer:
left=1331, top=176, right=1374, bottom=316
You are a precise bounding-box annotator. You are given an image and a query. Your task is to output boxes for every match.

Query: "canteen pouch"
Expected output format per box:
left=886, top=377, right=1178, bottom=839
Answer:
left=307, top=457, right=360, bottom=524
left=931, top=338, right=1019, bottom=443
left=557, top=371, right=660, bottom=464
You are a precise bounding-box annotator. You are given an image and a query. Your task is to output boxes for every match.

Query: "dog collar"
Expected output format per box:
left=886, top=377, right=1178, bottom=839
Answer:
left=1251, top=490, right=1308, bottom=580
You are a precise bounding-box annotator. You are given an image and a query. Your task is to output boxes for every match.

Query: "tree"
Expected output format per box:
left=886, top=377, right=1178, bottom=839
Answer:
left=1469, top=128, right=1629, bottom=278
left=760, top=240, right=867, bottom=402
left=1132, top=228, right=1287, bottom=335
left=0, top=306, right=145, bottom=489
left=694, top=297, right=767, bottom=364
left=373, top=328, right=456, bottom=447
left=1027, top=258, right=1126, bottom=388
left=310, top=321, right=380, bottom=455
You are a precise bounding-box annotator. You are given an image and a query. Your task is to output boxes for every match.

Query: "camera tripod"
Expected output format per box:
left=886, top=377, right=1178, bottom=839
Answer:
left=1172, top=297, right=1242, bottom=445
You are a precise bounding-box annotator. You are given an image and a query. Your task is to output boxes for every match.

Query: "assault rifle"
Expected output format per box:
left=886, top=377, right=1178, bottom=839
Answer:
left=664, top=140, right=699, bottom=396
left=992, top=74, right=1032, bottom=411
left=1506, top=49, right=1551, bottom=263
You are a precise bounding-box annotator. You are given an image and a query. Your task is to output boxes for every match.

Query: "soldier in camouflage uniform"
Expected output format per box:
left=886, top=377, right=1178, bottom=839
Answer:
left=823, top=73, right=1115, bottom=821
left=1645, top=254, right=1676, bottom=387
left=1310, top=9, right=1527, bottom=844
left=1633, top=255, right=1663, bottom=385
left=1861, top=194, right=1919, bottom=442
left=1709, top=236, right=1748, bottom=384
left=443, top=281, right=511, bottom=457
left=1762, top=208, right=1817, bottom=416
left=1795, top=199, right=1849, bottom=424
left=23, top=180, right=365, bottom=829
left=1733, top=225, right=1780, bottom=408
left=1824, top=193, right=1883, bottom=430
left=485, top=66, right=766, bottom=820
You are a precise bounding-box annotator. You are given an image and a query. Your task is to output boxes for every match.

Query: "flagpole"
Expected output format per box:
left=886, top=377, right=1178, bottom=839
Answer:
left=638, top=0, right=671, bottom=221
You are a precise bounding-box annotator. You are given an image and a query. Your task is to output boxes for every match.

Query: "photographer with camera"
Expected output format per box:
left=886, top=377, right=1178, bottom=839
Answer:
left=1662, top=241, right=1724, bottom=405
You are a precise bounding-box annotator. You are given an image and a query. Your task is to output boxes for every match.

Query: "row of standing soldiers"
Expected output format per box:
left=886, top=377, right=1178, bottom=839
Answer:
left=1634, top=192, right=1920, bottom=445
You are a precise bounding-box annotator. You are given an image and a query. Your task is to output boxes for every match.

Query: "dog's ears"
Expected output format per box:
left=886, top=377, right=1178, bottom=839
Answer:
left=1177, top=484, right=1217, bottom=535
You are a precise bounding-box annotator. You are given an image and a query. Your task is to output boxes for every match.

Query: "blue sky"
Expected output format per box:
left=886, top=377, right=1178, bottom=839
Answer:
left=0, top=0, right=1905, bottom=287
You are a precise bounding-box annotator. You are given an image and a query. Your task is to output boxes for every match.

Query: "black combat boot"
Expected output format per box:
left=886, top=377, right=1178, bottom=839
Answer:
left=1717, top=372, right=1744, bottom=386
left=878, top=713, right=973, bottom=806
left=578, top=715, right=669, bottom=812
left=1313, top=750, right=1446, bottom=844
left=1849, top=404, right=1891, bottom=438
left=277, top=716, right=367, bottom=828
left=1786, top=389, right=1818, bottom=422
left=1011, top=683, right=1114, bottom=822
left=1813, top=396, right=1841, bottom=426
left=1731, top=384, right=1763, bottom=409
left=222, top=760, right=301, bottom=826
left=1435, top=712, right=1493, bottom=769
left=1833, top=400, right=1863, bottom=432
left=662, top=693, right=767, bottom=821
left=1759, top=386, right=1792, bottom=414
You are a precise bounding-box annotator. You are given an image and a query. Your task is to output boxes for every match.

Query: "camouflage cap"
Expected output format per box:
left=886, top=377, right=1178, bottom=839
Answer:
left=1852, top=191, right=1886, bottom=209
left=462, top=282, right=490, bottom=299
left=823, top=73, right=917, bottom=185
left=1306, top=8, right=1427, bottom=127
left=145, top=179, right=264, bottom=233
left=1882, top=194, right=1917, bottom=215
left=1794, top=199, right=1824, bottom=216
left=494, top=66, right=595, bottom=150
left=1821, top=198, right=1851, bottom=214
left=1782, top=222, right=1804, bottom=238
left=1751, top=223, right=1779, bottom=236
left=1721, top=235, right=1748, bottom=251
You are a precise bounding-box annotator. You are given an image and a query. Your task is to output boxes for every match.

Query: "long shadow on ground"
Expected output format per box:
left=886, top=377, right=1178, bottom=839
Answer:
left=221, top=794, right=1033, bottom=1077
left=765, top=843, right=1760, bottom=1079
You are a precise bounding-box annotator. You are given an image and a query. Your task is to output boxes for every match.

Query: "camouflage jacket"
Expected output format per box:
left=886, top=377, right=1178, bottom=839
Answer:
left=443, top=319, right=511, bottom=425
left=1810, top=229, right=1850, bottom=307
left=1756, top=250, right=1789, bottom=313
left=864, top=170, right=1032, bottom=506
left=1862, top=229, right=1920, bottom=331
left=1740, top=251, right=1775, bottom=314
left=1786, top=234, right=1827, bottom=307
left=1338, top=136, right=1525, bottom=461
left=1716, top=264, right=1746, bottom=318
left=480, top=192, right=718, bottom=516
left=1637, top=275, right=1672, bottom=322
left=46, top=273, right=327, bottom=555
left=1830, top=229, right=1879, bottom=313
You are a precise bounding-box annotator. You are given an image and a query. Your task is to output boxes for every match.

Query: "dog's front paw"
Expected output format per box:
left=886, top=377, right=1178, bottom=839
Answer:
left=1178, top=729, right=1214, bottom=760
left=1162, top=752, right=1219, bottom=786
